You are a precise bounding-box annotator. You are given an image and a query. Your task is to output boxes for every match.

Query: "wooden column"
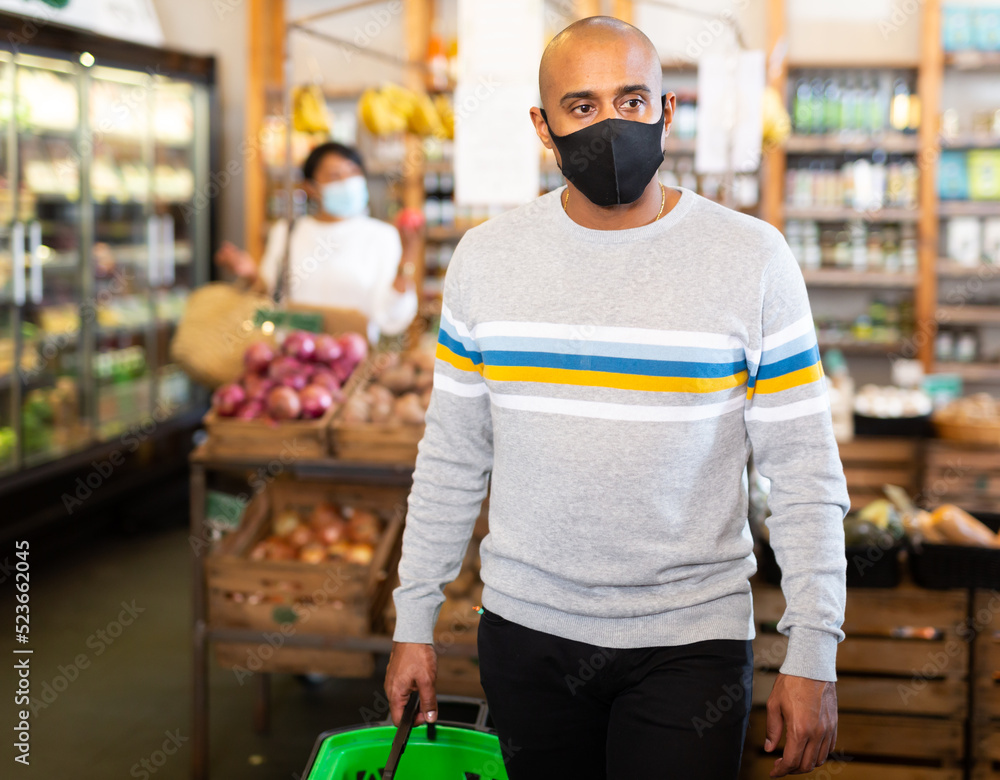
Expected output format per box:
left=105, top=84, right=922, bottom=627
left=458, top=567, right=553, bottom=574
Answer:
left=245, top=0, right=285, bottom=261
left=611, top=0, right=633, bottom=24
left=917, top=0, right=943, bottom=370
left=574, top=0, right=601, bottom=19
left=761, top=0, right=787, bottom=230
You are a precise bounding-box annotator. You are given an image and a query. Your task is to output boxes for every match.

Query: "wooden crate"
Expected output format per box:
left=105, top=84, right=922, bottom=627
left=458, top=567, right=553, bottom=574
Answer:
left=973, top=590, right=1000, bottom=780
left=925, top=440, right=1000, bottom=514
left=202, top=404, right=337, bottom=459
left=202, top=349, right=371, bottom=460
left=743, top=582, right=970, bottom=779
left=210, top=478, right=408, bottom=677
left=838, top=437, right=921, bottom=510
left=330, top=419, right=424, bottom=465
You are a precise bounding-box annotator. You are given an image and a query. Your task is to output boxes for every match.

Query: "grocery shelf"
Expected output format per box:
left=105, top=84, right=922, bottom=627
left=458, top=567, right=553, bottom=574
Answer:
left=944, top=51, right=1000, bottom=71
left=940, top=134, right=1000, bottom=150
left=425, top=225, right=468, bottom=242
left=937, top=261, right=1000, bottom=278
left=938, top=201, right=1000, bottom=218
left=933, top=361, right=1000, bottom=382
left=785, top=206, right=920, bottom=223
left=423, top=159, right=454, bottom=174
left=817, top=338, right=906, bottom=354
left=785, top=134, right=920, bottom=154
left=936, top=305, right=1000, bottom=326
left=801, top=269, right=918, bottom=288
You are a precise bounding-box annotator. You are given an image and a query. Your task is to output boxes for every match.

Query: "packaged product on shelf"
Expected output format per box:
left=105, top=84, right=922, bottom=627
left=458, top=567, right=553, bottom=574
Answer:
left=823, top=349, right=854, bottom=442
left=969, top=150, right=1000, bottom=200
left=943, top=7, right=974, bottom=52
left=983, top=218, right=1000, bottom=264
left=973, top=8, right=1000, bottom=52
left=938, top=150, right=970, bottom=200
left=948, top=216, right=984, bottom=266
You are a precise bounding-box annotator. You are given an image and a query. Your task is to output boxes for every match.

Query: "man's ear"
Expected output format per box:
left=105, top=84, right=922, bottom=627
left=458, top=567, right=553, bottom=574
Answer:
left=529, top=106, right=555, bottom=151
left=662, top=92, right=677, bottom=143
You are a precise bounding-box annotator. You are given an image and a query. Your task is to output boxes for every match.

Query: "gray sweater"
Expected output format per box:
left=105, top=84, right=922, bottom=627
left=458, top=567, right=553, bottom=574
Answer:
left=393, top=187, right=849, bottom=682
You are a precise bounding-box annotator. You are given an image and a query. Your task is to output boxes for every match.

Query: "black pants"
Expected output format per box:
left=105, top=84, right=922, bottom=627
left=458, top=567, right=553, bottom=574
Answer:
left=477, top=608, right=753, bottom=780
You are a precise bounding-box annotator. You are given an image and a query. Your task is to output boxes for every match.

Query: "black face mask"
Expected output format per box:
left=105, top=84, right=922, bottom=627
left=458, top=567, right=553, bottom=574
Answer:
left=540, top=96, right=666, bottom=207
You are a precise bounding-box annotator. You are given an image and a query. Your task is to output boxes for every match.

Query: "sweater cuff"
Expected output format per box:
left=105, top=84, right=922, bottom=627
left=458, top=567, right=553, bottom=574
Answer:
left=779, top=627, right=839, bottom=682
left=391, top=597, right=441, bottom=645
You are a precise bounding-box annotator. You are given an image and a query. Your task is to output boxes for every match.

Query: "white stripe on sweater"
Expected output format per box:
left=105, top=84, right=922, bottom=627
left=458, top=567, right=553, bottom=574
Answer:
left=433, top=372, right=488, bottom=398
left=745, top=394, right=830, bottom=422
left=490, top=393, right=746, bottom=422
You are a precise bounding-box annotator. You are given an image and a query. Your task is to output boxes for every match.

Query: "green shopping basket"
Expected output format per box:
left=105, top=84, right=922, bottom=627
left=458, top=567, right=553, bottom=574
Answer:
left=302, top=693, right=509, bottom=780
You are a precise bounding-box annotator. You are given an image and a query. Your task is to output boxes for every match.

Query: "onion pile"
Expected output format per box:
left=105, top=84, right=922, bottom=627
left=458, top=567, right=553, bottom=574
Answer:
left=248, top=502, right=382, bottom=564
left=340, top=350, right=435, bottom=426
left=211, top=330, right=368, bottom=421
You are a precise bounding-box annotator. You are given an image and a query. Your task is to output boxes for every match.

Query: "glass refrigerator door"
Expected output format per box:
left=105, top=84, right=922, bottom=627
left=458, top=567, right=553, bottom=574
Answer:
left=0, top=55, right=16, bottom=474
left=13, top=55, right=90, bottom=467
left=151, top=77, right=203, bottom=416
left=88, top=66, right=156, bottom=441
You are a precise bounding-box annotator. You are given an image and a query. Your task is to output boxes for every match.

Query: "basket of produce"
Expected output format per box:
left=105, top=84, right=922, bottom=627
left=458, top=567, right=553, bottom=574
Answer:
left=853, top=385, right=933, bottom=438
left=330, top=350, right=434, bottom=464
left=302, top=694, right=507, bottom=780
left=884, top=485, right=1000, bottom=589
left=208, top=478, right=408, bottom=677
left=933, top=393, right=1000, bottom=447
left=757, top=497, right=904, bottom=588
left=203, top=329, right=369, bottom=459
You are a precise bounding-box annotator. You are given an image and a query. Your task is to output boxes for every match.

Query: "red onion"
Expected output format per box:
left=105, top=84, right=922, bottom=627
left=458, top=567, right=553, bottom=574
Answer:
left=242, top=374, right=275, bottom=400
left=235, top=399, right=266, bottom=420
left=337, top=332, right=368, bottom=368
left=268, top=355, right=302, bottom=381
left=282, top=330, right=317, bottom=362
left=212, top=383, right=246, bottom=417
left=310, top=370, right=341, bottom=393
left=280, top=371, right=309, bottom=392
left=244, top=341, right=275, bottom=374
left=299, top=384, right=334, bottom=419
left=331, top=357, right=355, bottom=384
left=313, top=334, right=343, bottom=365
left=267, top=386, right=302, bottom=420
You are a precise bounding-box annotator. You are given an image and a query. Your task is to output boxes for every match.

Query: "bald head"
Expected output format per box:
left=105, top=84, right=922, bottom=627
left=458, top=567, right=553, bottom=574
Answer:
left=539, top=16, right=662, bottom=112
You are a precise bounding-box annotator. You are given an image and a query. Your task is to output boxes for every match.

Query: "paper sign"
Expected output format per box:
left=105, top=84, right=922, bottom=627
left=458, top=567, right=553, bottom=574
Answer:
left=695, top=50, right=765, bottom=175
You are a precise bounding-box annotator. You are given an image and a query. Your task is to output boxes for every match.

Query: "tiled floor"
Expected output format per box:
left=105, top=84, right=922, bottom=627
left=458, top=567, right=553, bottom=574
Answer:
left=1, top=509, right=389, bottom=780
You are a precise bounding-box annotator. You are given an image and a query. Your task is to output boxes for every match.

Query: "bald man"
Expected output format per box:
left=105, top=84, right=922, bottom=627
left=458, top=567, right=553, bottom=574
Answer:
left=386, top=17, right=847, bottom=779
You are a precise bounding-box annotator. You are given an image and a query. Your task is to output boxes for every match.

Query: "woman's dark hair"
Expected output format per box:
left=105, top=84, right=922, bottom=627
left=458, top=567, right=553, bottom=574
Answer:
left=302, top=142, right=366, bottom=181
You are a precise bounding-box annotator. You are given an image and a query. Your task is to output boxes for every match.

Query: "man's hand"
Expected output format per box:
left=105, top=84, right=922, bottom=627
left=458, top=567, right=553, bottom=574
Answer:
left=214, top=241, right=256, bottom=279
left=384, top=642, right=438, bottom=727
left=764, top=673, right=838, bottom=777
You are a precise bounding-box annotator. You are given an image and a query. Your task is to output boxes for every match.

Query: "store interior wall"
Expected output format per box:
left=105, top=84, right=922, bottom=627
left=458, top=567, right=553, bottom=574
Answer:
left=151, top=0, right=248, bottom=252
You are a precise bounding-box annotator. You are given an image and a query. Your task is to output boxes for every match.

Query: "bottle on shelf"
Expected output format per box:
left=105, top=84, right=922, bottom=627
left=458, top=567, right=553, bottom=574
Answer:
left=890, top=78, right=911, bottom=133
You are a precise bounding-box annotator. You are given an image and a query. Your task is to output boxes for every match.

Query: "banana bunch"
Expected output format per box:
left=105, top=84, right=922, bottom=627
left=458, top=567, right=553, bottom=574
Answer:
left=358, top=83, right=451, bottom=138
left=434, top=94, right=455, bottom=140
left=761, top=85, right=791, bottom=150
left=292, top=85, right=330, bottom=134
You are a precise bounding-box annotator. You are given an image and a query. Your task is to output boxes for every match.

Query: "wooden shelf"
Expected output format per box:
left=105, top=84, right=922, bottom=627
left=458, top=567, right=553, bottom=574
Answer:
left=817, top=338, right=906, bottom=354
left=785, top=206, right=920, bottom=223
left=934, top=361, right=1000, bottom=382
left=425, top=225, right=468, bottom=242
left=944, top=51, right=1000, bottom=71
left=941, top=134, right=1000, bottom=150
left=936, top=305, right=1000, bottom=326
left=938, top=261, right=1000, bottom=278
left=801, top=269, right=918, bottom=288
left=785, top=134, right=920, bottom=154
left=938, top=201, right=1000, bottom=217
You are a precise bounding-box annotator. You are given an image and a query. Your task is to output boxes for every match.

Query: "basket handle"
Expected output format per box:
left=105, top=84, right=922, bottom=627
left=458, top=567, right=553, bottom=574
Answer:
left=383, top=691, right=420, bottom=779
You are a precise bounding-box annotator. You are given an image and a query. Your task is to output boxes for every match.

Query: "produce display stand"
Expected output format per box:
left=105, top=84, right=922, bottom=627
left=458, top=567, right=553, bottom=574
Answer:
left=188, top=444, right=480, bottom=780
left=926, top=441, right=1000, bottom=515
left=973, top=590, right=1000, bottom=780
left=744, top=581, right=971, bottom=780
left=839, top=437, right=923, bottom=510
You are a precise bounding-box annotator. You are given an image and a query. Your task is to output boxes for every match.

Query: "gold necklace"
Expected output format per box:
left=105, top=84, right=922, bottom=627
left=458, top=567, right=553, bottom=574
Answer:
left=562, top=183, right=667, bottom=223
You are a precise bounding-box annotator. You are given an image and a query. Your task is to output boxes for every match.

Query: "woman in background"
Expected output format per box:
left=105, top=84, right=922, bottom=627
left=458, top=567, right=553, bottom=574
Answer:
left=216, top=141, right=419, bottom=342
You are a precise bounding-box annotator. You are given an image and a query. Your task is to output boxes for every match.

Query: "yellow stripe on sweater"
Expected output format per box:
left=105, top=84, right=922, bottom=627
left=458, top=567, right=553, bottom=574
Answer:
left=482, top=365, right=748, bottom=394
left=752, top=362, right=824, bottom=396
left=436, top=342, right=484, bottom=374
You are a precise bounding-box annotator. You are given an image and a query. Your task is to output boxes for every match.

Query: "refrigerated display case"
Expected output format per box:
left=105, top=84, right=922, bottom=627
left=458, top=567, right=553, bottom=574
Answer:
left=0, top=16, right=214, bottom=485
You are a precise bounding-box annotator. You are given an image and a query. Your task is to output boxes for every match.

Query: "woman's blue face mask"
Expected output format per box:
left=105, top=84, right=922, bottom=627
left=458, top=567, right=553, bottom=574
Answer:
left=321, top=175, right=368, bottom=217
